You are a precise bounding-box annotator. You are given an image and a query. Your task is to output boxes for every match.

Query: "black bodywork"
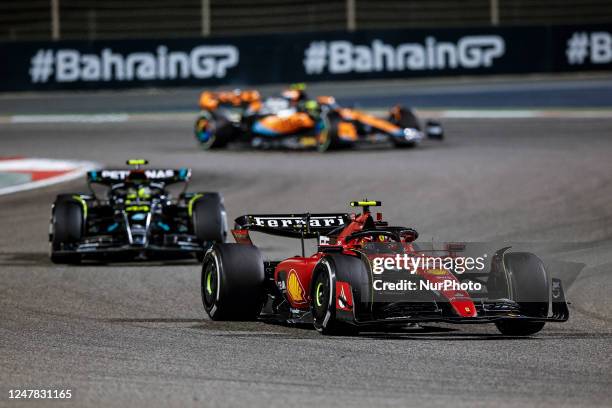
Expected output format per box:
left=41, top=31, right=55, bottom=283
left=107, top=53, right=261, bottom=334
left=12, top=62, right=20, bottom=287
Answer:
left=50, top=166, right=225, bottom=262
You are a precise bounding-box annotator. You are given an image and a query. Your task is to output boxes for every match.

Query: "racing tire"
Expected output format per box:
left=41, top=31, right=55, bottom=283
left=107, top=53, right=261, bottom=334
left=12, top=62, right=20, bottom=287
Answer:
left=49, top=196, right=83, bottom=264
left=311, top=256, right=361, bottom=336
left=493, top=252, right=549, bottom=336
left=195, top=113, right=234, bottom=150
left=317, top=113, right=351, bottom=152
left=389, top=106, right=420, bottom=130
left=389, top=106, right=420, bottom=148
left=192, top=192, right=227, bottom=244
left=201, top=243, right=265, bottom=320
left=393, top=140, right=417, bottom=149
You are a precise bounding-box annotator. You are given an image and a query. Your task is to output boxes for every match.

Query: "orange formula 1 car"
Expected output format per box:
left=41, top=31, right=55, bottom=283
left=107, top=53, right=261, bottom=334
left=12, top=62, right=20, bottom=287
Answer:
left=194, top=85, right=443, bottom=152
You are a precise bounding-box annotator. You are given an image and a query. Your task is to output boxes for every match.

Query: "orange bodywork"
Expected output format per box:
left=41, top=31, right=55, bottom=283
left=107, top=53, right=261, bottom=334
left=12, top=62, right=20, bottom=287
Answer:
left=258, top=112, right=315, bottom=134
left=337, top=121, right=358, bottom=141
left=316, top=95, right=336, bottom=105
left=199, top=89, right=261, bottom=111
left=339, top=108, right=400, bottom=134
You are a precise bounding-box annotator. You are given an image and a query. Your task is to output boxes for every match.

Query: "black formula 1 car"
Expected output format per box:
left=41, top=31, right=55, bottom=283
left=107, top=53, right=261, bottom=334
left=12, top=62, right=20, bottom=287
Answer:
left=200, top=201, right=569, bottom=336
left=49, top=160, right=227, bottom=263
left=194, top=84, right=443, bottom=151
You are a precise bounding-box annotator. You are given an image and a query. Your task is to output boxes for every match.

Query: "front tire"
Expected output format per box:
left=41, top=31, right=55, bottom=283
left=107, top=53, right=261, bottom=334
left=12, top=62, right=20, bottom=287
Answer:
left=192, top=192, right=227, bottom=244
left=201, top=244, right=265, bottom=320
left=49, top=196, right=83, bottom=264
left=311, top=259, right=358, bottom=335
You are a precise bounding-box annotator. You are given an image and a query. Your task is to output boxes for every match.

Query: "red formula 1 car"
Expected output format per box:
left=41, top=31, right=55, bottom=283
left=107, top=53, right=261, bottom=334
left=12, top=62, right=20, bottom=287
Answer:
left=194, top=84, right=443, bottom=152
left=201, top=201, right=569, bottom=335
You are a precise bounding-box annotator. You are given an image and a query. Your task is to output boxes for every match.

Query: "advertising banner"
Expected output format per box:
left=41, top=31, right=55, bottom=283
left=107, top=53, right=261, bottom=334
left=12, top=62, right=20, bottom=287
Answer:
left=0, top=24, right=610, bottom=91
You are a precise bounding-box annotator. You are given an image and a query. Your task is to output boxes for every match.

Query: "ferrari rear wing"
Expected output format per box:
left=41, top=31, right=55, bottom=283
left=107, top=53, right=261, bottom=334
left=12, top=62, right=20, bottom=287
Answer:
left=232, top=213, right=349, bottom=241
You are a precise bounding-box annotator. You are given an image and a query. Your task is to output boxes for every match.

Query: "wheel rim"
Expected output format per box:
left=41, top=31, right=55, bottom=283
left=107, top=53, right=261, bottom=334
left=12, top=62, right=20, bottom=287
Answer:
left=195, top=119, right=211, bottom=141
left=203, top=259, right=218, bottom=307
left=312, top=271, right=331, bottom=321
left=317, top=117, right=331, bottom=151
left=315, top=282, right=324, bottom=307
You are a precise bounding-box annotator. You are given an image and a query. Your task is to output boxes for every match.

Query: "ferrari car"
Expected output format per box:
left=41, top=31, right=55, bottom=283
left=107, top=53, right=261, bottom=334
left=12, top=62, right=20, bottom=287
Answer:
left=194, top=84, right=443, bottom=151
left=200, top=201, right=569, bottom=336
left=49, top=159, right=227, bottom=263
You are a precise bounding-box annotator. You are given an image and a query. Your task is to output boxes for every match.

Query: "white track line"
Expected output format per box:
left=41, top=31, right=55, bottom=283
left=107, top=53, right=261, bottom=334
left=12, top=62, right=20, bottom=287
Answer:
left=2, top=109, right=612, bottom=124
left=9, top=114, right=129, bottom=124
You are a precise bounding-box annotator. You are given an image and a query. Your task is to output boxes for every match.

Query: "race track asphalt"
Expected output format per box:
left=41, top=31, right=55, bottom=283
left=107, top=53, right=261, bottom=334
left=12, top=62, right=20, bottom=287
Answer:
left=1, top=86, right=612, bottom=407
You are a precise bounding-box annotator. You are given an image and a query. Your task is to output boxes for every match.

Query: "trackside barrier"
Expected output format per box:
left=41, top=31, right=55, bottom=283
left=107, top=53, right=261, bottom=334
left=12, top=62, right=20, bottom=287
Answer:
left=0, top=24, right=610, bottom=91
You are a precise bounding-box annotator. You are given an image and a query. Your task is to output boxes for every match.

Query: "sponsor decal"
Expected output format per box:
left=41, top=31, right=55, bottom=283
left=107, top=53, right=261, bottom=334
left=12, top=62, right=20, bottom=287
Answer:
left=100, top=169, right=175, bottom=180
left=427, top=269, right=448, bottom=276
left=286, top=270, right=307, bottom=305
left=29, top=45, right=239, bottom=84
left=303, top=36, right=505, bottom=75
left=125, top=205, right=150, bottom=212
left=336, top=281, right=353, bottom=311
left=252, top=215, right=345, bottom=229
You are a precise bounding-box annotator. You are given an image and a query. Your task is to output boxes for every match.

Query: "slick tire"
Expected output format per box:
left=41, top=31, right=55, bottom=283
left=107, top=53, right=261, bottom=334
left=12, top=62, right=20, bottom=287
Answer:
left=389, top=106, right=420, bottom=148
left=196, top=113, right=234, bottom=150
left=494, top=252, right=549, bottom=336
left=311, top=256, right=362, bottom=336
left=201, top=243, right=266, bottom=321
left=50, top=196, right=83, bottom=264
left=192, top=192, right=227, bottom=243
left=389, top=106, right=420, bottom=130
left=317, top=114, right=351, bottom=152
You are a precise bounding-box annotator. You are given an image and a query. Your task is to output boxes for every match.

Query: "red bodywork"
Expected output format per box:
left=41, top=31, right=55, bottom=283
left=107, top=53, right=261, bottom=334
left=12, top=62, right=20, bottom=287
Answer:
left=232, top=208, right=477, bottom=319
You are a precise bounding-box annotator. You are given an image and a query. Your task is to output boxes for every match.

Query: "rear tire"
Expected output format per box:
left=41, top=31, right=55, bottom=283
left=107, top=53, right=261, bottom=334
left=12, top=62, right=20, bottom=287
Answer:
left=493, top=251, right=550, bottom=336
left=505, top=252, right=550, bottom=317
left=201, top=243, right=265, bottom=320
left=192, top=192, right=227, bottom=243
left=195, top=113, right=234, bottom=150
left=317, top=114, right=351, bottom=152
left=50, top=196, right=83, bottom=264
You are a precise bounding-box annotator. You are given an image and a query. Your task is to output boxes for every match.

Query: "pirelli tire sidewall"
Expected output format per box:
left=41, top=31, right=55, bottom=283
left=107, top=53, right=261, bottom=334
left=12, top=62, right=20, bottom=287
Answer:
left=504, top=251, right=550, bottom=318
left=201, top=243, right=265, bottom=321
left=311, top=254, right=369, bottom=331
left=317, top=112, right=345, bottom=152
left=49, top=195, right=84, bottom=264
left=196, top=111, right=235, bottom=150
left=192, top=192, right=228, bottom=244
